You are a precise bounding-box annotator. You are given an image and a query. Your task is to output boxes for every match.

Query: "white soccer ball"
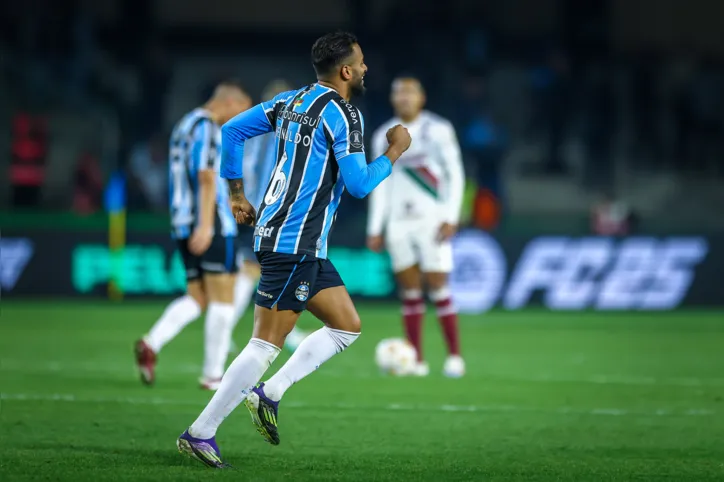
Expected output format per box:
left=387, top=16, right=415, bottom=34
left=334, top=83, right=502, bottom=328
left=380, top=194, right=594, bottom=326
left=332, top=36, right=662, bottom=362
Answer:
left=375, top=338, right=418, bottom=376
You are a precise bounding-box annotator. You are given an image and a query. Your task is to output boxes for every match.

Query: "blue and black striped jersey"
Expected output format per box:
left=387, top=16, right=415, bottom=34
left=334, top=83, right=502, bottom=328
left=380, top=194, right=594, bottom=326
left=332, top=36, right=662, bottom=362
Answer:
left=169, top=108, right=237, bottom=240
left=221, top=83, right=392, bottom=258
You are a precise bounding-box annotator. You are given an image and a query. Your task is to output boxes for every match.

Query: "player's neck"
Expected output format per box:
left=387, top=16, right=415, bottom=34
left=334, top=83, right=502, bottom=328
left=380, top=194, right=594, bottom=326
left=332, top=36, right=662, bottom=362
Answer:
left=202, top=101, right=222, bottom=124
left=317, top=80, right=350, bottom=101
left=398, top=111, right=422, bottom=124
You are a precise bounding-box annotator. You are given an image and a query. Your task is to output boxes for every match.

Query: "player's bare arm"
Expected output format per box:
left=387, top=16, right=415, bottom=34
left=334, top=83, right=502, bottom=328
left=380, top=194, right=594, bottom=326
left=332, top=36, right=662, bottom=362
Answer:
left=437, top=222, right=457, bottom=242
left=436, top=124, right=464, bottom=242
left=227, top=178, right=256, bottom=226
left=188, top=169, right=216, bottom=255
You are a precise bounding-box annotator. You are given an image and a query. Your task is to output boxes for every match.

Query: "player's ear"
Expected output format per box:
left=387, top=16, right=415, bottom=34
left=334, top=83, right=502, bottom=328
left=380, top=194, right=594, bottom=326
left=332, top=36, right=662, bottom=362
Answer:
left=341, top=64, right=352, bottom=81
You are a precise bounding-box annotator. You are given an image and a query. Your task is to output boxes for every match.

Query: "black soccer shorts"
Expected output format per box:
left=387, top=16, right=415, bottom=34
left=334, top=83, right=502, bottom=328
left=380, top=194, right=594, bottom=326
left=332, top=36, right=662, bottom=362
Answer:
left=254, top=251, right=344, bottom=312
left=176, top=235, right=239, bottom=282
left=236, top=227, right=256, bottom=264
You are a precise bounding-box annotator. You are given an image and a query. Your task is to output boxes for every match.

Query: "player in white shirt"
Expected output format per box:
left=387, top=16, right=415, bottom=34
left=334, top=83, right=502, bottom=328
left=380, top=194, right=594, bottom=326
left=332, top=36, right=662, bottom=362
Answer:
left=367, top=77, right=465, bottom=377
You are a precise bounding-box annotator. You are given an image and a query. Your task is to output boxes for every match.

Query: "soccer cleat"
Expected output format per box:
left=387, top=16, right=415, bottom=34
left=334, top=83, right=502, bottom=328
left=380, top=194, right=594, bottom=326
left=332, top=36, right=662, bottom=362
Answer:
left=244, top=383, right=280, bottom=445
left=199, top=377, right=222, bottom=391
left=134, top=339, right=156, bottom=386
left=443, top=355, right=465, bottom=378
left=411, top=361, right=430, bottom=377
left=177, top=429, right=231, bottom=469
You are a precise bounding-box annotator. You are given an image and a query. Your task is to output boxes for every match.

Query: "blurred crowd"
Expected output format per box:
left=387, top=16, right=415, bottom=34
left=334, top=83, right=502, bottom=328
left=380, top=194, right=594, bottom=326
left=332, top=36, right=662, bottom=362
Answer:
left=2, top=0, right=723, bottom=231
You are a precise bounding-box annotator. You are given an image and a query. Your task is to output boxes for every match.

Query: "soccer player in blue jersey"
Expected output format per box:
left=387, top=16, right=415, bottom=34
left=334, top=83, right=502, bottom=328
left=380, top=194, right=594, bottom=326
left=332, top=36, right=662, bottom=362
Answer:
left=231, top=79, right=309, bottom=353
left=135, top=81, right=251, bottom=390
left=177, top=32, right=411, bottom=468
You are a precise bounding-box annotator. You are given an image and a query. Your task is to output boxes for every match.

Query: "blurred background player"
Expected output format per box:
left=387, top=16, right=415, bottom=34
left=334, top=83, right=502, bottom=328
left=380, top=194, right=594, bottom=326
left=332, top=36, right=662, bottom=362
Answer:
left=135, top=81, right=252, bottom=390
left=367, top=77, right=466, bottom=377
left=230, top=79, right=309, bottom=353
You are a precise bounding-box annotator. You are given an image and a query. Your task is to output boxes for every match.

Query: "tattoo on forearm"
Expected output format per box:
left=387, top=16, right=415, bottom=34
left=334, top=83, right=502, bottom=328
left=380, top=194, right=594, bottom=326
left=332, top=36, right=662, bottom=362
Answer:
left=227, top=178, right=244, bottom=198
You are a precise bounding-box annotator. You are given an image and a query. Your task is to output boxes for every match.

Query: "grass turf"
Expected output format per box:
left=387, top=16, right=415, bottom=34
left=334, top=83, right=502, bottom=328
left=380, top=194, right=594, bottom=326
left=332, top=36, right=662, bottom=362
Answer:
left=1, top=301, right=723, bottom=481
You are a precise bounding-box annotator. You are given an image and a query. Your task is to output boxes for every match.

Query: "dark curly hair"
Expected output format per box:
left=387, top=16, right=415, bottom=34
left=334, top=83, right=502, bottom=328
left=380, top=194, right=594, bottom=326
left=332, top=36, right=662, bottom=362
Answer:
left=311, top=31, right=358, bottom=77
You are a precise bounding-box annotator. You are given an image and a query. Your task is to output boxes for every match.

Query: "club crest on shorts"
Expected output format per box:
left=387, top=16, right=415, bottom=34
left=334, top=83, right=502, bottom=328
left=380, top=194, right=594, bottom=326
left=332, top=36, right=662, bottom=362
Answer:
left=295, top=282, right=310, bottom=302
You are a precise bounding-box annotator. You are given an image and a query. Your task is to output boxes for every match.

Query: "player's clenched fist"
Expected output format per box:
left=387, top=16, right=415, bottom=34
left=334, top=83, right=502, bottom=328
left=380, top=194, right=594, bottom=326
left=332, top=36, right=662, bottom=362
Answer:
left=386, top=124, right=412, bottom=151
left=230, top=196, right=256, bottom=226
left=227, top=178, right=256, bottom=226
left=384, top=124, right=412, bottom=162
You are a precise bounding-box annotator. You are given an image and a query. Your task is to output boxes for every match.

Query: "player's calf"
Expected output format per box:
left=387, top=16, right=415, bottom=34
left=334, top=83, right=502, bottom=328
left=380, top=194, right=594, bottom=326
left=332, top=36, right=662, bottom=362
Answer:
left=249, top=325, right=360, bottom=445
left=202, top=273, right=236, bottom=386
left=427, top=281, right=465, bottom=377
left=265, top=287, right=362, bottom=397
left=247, top=286, right=361, bottom=445
left=400, top=288, right=425, bottom=362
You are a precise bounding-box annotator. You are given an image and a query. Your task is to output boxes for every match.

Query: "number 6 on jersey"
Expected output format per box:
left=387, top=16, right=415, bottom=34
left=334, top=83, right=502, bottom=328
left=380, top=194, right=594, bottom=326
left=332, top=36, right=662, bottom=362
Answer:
left=264, top=151, right=288, bottom=205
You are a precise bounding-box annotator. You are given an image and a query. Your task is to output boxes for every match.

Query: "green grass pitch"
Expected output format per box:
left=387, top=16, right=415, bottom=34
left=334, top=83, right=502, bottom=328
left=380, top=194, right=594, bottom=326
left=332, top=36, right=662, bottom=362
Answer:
left=1, top=301, right=723, bottom=481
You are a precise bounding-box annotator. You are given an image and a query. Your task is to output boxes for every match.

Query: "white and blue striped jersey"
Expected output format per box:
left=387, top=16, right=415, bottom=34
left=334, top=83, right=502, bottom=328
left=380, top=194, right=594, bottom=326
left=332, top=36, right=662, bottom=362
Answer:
left=168, top=108, right=237, bottom=239
left=220, top=83, right=393, bottom=259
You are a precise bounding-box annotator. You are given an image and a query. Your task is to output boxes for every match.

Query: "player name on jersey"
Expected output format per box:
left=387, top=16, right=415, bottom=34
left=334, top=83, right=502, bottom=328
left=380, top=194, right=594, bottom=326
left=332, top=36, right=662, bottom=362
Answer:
left=276, top=126, right=313, bottom=147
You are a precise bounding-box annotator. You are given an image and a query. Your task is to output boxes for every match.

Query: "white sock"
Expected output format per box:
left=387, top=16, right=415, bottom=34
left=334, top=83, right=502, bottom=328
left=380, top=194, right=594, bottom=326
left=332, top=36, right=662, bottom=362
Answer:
left=203, top=302, right=236, bottom=380
left=264, top=327, right=359, bottom=401
left=189, top=338, right=280, bottom=439
left=144, top=295, right=201, bottom=353
left=232, top=271, right=256, bottom=329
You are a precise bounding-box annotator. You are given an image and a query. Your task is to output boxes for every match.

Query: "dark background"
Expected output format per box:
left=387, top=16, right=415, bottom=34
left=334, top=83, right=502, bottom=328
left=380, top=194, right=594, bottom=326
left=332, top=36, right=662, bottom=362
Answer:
left=1, top=0, right=723, bottom=307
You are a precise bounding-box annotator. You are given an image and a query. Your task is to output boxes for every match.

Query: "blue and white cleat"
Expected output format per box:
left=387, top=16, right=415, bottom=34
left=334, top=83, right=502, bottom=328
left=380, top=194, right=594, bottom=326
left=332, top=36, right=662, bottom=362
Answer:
left=443, top=355, right=466, bottom=378
left=244, top=383, right=280, bottom=445
left=177, top=429, right=231, bottom=469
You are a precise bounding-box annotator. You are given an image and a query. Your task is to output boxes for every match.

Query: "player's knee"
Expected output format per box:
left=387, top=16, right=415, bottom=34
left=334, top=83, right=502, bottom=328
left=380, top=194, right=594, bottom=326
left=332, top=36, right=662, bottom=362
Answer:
left=195, top=296, right=208, bottom=311
left=397, top=278, right=422, bottom=293
left=428, top=285, right=451, bottom=303
left=401, top=288, right=423, bottom=301
left=346, top=314, right=362, bottom=334
left=425, top=273, right=449, bottom=292
left=395, top=266, right=423, bottom=292
left=327, top=313, right=361, bottom=334
left=188, top=290, right=207, bottom=311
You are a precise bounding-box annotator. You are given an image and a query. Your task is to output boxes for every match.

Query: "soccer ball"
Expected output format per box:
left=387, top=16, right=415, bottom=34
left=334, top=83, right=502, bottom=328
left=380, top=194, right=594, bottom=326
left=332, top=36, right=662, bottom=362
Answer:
left=375, top=338, right=418, bottom=375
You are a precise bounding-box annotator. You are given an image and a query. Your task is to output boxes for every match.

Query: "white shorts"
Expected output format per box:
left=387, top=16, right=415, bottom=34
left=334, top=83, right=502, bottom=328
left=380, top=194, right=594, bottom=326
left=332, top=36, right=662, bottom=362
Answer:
left=385, top=221, right=453, bottom=273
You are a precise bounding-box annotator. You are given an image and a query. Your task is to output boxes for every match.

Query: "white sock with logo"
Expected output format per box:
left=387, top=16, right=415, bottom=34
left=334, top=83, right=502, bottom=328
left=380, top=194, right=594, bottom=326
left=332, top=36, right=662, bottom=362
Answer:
left=203, top=302, right=236, bottom=380
left=263, top=327, right=360, bottom=401
left=232, top=271, right=256, bottom=329
left=144, top=295, right=201, bottom=353
left=190, top=338, right=280, bottom=439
